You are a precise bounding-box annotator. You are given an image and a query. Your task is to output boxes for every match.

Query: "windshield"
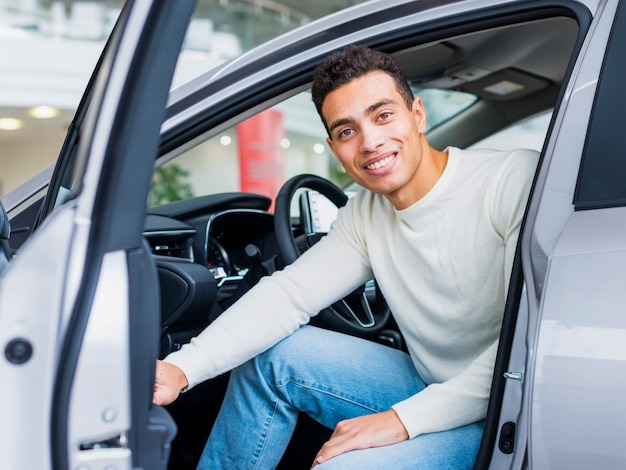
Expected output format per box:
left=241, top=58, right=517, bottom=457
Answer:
left=171, top=0, right=373, bottom=89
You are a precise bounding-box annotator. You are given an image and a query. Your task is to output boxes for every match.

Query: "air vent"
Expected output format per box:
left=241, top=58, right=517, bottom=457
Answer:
left=144, top=229, right=195, bottom=261
left=151, top=239, right=191, bottom=259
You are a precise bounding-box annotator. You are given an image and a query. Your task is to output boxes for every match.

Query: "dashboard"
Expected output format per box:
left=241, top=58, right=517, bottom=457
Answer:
left=145, top=192, right=278, bottom=272
left=141, top=189, right=380, bottom=358
left=143, top=193, right=281, bottom=357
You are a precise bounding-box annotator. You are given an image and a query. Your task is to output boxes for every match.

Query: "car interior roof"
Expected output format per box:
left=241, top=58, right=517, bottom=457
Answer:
left=394, top=16, right=579, bottom=149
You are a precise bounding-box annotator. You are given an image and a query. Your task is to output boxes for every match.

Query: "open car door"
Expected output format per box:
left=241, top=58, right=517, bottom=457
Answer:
left=0, top=0, right=195, bottom=468
left=487, top=1, right=626, bottom=469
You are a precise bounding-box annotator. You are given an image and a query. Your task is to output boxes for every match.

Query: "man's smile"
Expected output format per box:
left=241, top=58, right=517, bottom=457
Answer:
left=364, top=152, right=397, bottom=171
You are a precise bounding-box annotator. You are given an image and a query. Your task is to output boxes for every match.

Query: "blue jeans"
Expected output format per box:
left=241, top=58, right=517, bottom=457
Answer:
left=197, top=325, right=483, bottom=470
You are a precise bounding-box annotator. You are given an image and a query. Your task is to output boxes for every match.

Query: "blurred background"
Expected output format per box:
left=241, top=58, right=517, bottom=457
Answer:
left=0, top=0, right=371, bottom=197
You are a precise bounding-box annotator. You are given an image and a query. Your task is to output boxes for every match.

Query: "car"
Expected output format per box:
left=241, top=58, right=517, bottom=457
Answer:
left=1, top=0, right=625, bottom=468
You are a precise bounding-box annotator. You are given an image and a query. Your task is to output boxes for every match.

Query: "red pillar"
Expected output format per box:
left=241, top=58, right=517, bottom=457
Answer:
left=236, top=109, right=285, bottom=211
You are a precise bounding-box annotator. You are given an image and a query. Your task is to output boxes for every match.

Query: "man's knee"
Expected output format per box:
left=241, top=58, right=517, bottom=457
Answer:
left=254, top=325, right=325, bottom=367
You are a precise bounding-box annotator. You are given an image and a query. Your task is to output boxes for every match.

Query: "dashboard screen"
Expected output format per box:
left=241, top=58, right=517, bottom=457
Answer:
left=302, top=189, right=354, bottom=233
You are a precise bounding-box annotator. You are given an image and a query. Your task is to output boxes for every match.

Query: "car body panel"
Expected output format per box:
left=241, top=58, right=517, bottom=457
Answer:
left=521, top=1, right=626, bottom=468
left=531, top=207, right=626, bottom=467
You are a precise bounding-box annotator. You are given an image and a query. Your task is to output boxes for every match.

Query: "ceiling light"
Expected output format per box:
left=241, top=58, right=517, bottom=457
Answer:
left=483, top=80, right=525, bottom=96
left=0, top=118, right=24, bottom=131
left=28, top=106, right=60, bottom=119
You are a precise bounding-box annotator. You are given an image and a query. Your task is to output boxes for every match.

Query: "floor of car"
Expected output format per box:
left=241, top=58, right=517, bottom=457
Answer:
left=278, top=415, right=333, bottom=469
left=166, top=375, right=229, bottom=470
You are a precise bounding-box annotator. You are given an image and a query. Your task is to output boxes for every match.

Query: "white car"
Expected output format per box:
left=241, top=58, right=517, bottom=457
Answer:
left=1, top=0, right=625, bottom=468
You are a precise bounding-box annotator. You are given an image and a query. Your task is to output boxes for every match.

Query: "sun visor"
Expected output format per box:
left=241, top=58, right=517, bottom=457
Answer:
left=398, top=43, right=459, bottom=81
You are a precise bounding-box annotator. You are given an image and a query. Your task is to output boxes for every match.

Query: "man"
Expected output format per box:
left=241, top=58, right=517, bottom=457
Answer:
left=154, top=45, right=537, bottom=469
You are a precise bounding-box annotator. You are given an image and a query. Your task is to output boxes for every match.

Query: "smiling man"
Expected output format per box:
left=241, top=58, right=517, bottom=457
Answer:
left=154, top=45, right=538, bottom=469
left=323, top=73, right=446, bottom=210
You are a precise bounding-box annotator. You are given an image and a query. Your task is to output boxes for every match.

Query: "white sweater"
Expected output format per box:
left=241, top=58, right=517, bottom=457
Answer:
left=165, top=146, right=538, bottom=438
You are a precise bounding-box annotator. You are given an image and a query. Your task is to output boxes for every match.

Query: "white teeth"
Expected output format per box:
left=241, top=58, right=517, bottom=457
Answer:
left=366, top=155, right=393, bottom=170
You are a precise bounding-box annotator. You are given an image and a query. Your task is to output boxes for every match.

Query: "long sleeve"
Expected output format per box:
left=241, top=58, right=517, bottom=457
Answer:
left=393, top=339, right=498, bottom=438
left=164, top=217, right=373, bottom=389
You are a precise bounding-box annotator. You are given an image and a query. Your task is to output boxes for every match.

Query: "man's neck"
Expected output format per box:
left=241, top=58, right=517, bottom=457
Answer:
left=388, top=145, right=449, bottom=210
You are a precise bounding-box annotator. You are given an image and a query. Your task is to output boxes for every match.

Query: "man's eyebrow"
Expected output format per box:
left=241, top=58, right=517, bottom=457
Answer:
left=328, top=117, right=353, bottom=135
left=327, top=99, right=399, bottom=135
left=366, top=99, right=397, bottom=116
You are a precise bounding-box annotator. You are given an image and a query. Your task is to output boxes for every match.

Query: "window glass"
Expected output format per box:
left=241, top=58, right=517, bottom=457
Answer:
left=171, top=0, right=371, bottom=89
left=414, top=88, right=476, bottom=131
left=150, top=91, right=334, bottom=207
left=470, top=112, right=552, bottom=152
left=574, top=1, right=626, bottom=209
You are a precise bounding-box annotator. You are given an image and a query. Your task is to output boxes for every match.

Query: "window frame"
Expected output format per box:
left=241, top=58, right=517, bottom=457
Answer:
left=574, top=1, right=626, bottom=210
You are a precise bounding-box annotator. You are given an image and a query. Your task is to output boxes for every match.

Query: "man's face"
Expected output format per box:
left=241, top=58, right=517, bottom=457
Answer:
left=322, top=71, right=429, bottom=209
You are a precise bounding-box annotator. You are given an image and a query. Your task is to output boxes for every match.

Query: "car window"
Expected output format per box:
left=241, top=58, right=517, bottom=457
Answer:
left=414, top=88, right=476, bottom=131
left=574, top=0, right=626, bottom=210
left=469, top=111, right=552, bottom=152
left=171, top=0, right=372, bottom=89
left=148, top=87, right=477, bottom=208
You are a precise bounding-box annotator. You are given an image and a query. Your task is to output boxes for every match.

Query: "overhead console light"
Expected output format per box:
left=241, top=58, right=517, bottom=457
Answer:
left=28, top=106, right=60, bottom=119
left=0, top=118, right=24, bottom=131
left=483, top=80, right=525, bottom=96
left=462, top=68, right=550, bottom=101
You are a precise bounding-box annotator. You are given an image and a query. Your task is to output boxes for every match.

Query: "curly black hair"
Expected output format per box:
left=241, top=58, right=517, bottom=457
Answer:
left=311, top=45, right=414, bottom=133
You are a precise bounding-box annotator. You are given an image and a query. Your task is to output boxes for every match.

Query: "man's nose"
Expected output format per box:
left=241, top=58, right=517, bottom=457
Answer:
left=358, top=125, right=384, bottom=153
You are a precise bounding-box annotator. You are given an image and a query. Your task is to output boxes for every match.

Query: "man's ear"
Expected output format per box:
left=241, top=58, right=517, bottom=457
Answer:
left=412, top=96, right=427, bottom=133
left=326, top=136, right=336, bottom=156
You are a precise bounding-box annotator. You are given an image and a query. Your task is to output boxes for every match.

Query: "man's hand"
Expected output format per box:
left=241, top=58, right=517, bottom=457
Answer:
left=153, top=360, right=189, bottom=406
left=311, top=409, right=409, bottom=468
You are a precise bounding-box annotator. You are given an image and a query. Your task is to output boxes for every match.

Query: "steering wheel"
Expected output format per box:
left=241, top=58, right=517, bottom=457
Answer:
left=274, top=174, right=390, bottom=337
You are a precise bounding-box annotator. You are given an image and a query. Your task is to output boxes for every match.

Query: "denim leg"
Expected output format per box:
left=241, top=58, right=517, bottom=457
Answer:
left=316, top=421, right=485, bottom=470
left=197, top=325, right=431, bottom=470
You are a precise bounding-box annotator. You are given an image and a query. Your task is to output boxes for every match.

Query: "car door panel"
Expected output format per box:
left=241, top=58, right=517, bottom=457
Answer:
left=0, top=204, right=82, bottom=469
left=530, top=208, right=626, bottom=468
left=54, top=1, right=196, bottom=467
left=0, top=1, right=195, bottom=468
left=69, top=251, right=132, bottom=468
left=519, top=0, right=625, bottom=468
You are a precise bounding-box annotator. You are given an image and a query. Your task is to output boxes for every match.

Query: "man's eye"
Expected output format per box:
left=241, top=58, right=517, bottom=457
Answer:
left=377, top=112, right=391, bottom=121
left=338, top=128, right=353, bottom=138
